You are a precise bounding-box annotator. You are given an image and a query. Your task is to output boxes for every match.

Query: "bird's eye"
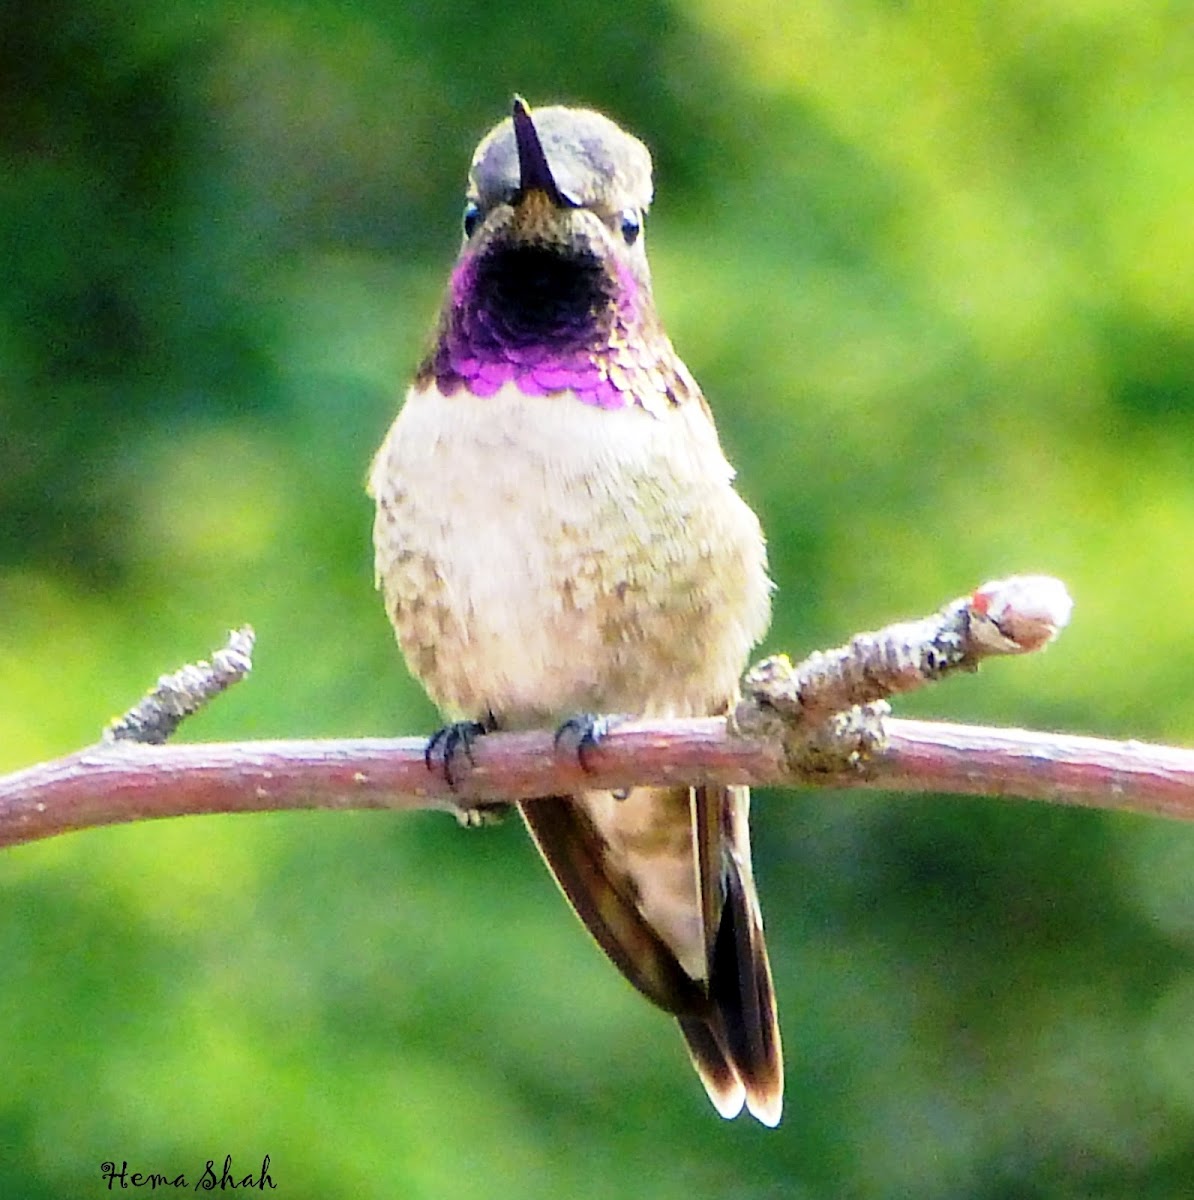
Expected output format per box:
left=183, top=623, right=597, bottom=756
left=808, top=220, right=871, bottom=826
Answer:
left=462, top=201, right=482, bottom=238
left=619, top=209, right=642, bottom=245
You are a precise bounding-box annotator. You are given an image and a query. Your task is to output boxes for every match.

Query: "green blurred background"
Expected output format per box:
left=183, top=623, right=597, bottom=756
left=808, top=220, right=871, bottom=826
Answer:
left=3, top=2, right=1194, bottom=1196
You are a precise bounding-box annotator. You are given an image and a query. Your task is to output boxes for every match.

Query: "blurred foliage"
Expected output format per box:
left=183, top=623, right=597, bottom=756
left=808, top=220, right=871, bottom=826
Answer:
left=3, top=1, right=1194, bottom=1196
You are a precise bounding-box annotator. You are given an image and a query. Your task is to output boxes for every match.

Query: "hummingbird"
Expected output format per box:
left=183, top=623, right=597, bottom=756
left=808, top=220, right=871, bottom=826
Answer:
left=368, top=97, right=782, bottom=1125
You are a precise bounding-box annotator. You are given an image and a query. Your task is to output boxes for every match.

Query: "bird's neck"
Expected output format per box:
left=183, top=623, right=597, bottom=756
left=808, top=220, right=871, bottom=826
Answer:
left=416, top=240, right=689, bottom=414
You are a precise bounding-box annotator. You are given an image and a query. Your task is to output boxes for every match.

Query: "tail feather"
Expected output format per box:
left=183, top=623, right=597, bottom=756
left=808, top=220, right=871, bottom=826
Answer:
left=677, top=1014, right=745, bottom=1120
left=518, top=795, right=706, bottom=1015
left=520, top=785, right=782, bottom=1126
left=679, top=896, right=782, bottom=1124
left=707, top=832, right=783, bottom=1125
left=684, top=785, right=783, bottom=1126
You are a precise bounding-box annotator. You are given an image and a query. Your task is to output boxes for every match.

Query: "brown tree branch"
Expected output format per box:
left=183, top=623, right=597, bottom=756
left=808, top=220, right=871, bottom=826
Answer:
left=3, top=718, right=1194, bottom=851
left=6, top=573, right=1188, bottom=851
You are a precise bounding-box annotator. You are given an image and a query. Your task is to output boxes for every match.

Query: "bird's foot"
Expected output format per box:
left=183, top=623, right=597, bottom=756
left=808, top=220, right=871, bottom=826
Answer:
left=425, top=717, right=494, bottom=788
left=553, top=712, right=622, bottom=775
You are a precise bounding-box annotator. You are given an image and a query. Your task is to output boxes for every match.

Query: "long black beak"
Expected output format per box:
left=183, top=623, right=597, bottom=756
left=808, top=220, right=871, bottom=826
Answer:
left=512, top=95, right=571, bottom=207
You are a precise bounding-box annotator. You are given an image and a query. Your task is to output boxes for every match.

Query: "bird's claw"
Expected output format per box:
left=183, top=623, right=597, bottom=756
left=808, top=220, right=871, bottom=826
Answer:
left=425, top=719, right=491, bottom=788
left=553, top=712, right=616, bottom=774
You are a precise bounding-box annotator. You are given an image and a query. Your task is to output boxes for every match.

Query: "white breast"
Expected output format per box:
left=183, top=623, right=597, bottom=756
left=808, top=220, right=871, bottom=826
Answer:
left=368, top=381, right=770, bottom=726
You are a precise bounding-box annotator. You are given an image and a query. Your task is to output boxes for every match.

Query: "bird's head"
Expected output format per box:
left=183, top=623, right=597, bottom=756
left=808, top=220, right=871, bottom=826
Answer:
left=420, top=97, right=688, bottom=412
